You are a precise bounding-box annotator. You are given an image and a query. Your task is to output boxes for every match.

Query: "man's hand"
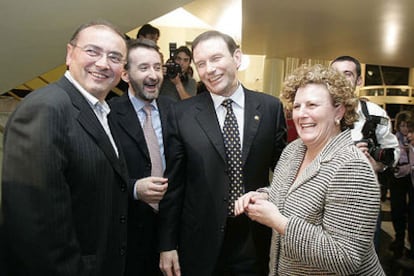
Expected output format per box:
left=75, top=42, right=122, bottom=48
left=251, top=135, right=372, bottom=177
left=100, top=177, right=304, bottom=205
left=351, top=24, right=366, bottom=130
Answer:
left=160, top=250, right=181, bottom=276
left=135, top=176, right=168, bottom=204
left=234, top=191, right=268, bottom=216
left=355, top=141, right=386, bottom=172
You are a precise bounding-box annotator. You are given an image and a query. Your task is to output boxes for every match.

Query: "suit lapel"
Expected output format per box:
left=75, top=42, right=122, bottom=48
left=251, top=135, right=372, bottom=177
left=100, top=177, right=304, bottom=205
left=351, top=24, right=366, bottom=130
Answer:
left=114, top=94, right=150, bottom=160
left=242, top=89, right=261, bottom=165
left=195, top=93, right=227, bottom=163
left=57, top=77, right=127, bottom=182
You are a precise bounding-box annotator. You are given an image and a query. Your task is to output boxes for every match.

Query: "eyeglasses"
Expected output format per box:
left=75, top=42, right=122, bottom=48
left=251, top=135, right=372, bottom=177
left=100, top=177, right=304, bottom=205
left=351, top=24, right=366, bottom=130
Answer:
left=70, top=43, right=125, bottom=65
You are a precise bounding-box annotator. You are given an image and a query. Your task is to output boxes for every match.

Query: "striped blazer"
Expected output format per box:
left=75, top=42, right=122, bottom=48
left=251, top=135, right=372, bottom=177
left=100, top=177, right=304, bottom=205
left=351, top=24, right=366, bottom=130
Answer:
left=268, top=130, right=385, bottom=275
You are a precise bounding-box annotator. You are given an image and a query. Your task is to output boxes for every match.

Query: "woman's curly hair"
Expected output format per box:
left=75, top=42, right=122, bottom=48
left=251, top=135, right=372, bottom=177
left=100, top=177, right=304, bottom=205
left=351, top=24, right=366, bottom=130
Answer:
left=280, top=64, right=358, bottom=130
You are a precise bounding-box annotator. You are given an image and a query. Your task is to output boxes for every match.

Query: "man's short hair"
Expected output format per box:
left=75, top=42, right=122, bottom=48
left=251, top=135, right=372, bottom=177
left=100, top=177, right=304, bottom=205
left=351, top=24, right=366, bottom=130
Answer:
left=136, top=24, right=160, bottom=39
left=331, top=55, right=362, bottom=78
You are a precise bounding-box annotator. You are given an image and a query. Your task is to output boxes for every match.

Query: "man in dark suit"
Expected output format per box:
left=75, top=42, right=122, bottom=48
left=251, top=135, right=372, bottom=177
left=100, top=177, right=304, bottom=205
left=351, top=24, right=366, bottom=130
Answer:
left=159, top=30, right=287, bottom=276
left=1, top=20, right=129, bottom=276
left=110, top=39, right=174, bottom=276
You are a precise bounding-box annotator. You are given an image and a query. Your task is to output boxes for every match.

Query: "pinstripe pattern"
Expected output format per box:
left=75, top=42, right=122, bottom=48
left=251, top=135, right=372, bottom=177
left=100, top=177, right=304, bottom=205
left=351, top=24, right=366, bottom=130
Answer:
left=268, top=130, right=385, bottom=275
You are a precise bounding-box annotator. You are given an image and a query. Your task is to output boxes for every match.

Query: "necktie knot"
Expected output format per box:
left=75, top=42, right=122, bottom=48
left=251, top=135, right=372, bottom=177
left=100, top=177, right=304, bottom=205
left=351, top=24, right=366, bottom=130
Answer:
left=221, top=99, right=233, bottom=109
left=143, top=104, right=152, bottom=117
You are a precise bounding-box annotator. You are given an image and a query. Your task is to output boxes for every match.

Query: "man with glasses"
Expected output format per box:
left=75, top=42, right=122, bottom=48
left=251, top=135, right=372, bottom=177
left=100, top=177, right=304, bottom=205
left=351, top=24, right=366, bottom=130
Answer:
left=1, top=20, right=129, bottom=276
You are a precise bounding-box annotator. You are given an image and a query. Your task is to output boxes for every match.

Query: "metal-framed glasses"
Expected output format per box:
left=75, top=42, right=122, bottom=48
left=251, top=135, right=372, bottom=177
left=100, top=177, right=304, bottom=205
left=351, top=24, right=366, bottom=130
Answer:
left=70, top=43, right=125, bottom=65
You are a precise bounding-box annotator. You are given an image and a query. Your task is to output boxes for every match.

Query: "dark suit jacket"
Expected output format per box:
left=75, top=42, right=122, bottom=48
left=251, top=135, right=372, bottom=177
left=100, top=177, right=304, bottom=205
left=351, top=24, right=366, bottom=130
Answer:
left=109, top=93, right=175, bottom=276
left=1, top=77, right=129, bottom=276
left=159, top=88, right=287, bottom=275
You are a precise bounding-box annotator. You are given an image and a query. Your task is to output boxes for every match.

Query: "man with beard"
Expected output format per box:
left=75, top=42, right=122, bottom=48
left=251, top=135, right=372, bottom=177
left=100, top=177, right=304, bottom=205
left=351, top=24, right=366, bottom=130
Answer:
left=109, top=38, right=175, bottom=276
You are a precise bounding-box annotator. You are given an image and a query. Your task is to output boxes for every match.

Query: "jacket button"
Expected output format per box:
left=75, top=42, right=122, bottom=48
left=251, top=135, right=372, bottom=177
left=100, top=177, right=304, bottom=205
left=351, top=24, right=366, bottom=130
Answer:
left=220, top=226, right=225, bottom=233
left=120, top=184, right=126, bottom=192
left=120, top=247, right=126, bottom=256
left=120, top=215, right=126, bottom=224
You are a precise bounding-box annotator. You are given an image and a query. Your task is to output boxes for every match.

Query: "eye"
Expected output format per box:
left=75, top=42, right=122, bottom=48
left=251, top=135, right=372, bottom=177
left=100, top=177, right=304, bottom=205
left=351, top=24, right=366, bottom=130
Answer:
left=108, top=53, right=123, bottom=64
left=196, top=62, right=205, bottom=69
left=154, top=64, right=162, bottom=71
left=138, top=65, right=149, bottom=71
left=84, top=48, right=100, bottom=57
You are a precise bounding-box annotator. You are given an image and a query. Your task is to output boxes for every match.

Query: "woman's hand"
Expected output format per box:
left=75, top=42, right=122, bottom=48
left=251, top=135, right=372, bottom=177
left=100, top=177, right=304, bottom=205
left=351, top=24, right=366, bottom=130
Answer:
left=244, top=197, right=288, bottom=235
left=234, top=191, right=268, bottom=216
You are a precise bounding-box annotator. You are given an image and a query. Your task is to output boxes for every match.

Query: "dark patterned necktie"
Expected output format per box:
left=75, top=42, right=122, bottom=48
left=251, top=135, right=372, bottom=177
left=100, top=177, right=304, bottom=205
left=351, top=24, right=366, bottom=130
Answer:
left=221, top=99, right=244, bottom=216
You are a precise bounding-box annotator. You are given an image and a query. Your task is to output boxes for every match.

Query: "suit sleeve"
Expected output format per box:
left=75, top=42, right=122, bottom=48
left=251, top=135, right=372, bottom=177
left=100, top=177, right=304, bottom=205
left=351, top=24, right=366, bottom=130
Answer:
left=271, top=99, right=287, bottom=170
left=2, top=97, right=88, bottom=275
left=158, top=105, right=185, bottom=251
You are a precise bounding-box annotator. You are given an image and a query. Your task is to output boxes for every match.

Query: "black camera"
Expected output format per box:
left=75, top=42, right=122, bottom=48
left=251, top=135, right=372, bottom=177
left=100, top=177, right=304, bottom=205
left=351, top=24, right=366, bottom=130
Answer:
left=164, top=42, right=182, bottom=79
left=358, top=138, right=395, bottom=167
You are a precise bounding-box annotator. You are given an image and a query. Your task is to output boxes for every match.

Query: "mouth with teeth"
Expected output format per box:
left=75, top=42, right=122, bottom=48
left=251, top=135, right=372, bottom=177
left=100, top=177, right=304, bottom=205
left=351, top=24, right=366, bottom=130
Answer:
left=208, top=75, right=222, bottom=84
left=144, top=82, right=158, bottom=92
left=90, top=70, right=110, bottom=81
left=300, top=123, right=316, bottom=128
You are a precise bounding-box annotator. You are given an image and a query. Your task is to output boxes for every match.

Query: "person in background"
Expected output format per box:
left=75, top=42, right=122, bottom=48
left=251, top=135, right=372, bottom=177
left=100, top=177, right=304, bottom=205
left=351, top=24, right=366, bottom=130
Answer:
left=392, top=111, right=414, bottom=269
left=136, top=23, right=160, bottom=43
left=158, top=30, right=287, bottom=276
left=235, top=64, right=385, bottom=275
left=1, top=20, right=129, bottom=275
left=109, top=38, right=175, bottom=276
left=160, top=46, right=197, bottom=100
left=331, top=55, right=400, bottom=252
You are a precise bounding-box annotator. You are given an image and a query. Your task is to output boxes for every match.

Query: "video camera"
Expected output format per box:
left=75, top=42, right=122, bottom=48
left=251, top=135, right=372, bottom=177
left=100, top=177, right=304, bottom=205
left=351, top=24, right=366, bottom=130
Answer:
left=358, top=112, right=395, bottom=167
left=357, top=138, right=395, bottom=167
left=164, top=42, right=182, bottom=79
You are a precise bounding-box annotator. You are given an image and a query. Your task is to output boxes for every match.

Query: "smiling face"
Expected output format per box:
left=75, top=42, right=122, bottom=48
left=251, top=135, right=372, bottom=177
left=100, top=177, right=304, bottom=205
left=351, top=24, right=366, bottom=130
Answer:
left=66, top=25, right=126, bottom=101
left=293, top=83, right=345, bottom=152
left=193, top=37, right=241, bottom=97
left=123, top=46, right=163, bottom=102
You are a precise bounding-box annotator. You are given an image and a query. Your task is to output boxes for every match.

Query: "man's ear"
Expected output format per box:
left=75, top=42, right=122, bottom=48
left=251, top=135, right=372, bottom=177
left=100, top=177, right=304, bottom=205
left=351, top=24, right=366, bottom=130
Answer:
left=121, top=70, right=129, bottom=83
left=356, top=76, right=363, bottom=87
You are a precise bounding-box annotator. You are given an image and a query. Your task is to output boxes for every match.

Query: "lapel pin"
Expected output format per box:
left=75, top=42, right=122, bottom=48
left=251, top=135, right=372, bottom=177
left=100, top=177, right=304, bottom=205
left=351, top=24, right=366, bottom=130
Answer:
left=254, top=115, right=260, bottom=121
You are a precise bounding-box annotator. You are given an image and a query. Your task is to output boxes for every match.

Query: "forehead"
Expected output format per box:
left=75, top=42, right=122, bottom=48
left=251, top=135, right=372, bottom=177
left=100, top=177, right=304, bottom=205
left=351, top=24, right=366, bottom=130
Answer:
left=176, top=51, right=190, bottom=58
left=129, top=46, right=161, bottom=63
left=77, top=25, right=126, bottom=51
left=332, top=60, right=357, bottom=74
left=295, top=83, right=331, bottom=101
left=193, top=37, right=229, bottom=60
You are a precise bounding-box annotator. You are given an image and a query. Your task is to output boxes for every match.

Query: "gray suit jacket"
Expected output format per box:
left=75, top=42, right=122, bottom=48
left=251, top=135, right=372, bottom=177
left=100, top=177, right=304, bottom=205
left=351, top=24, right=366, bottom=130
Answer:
left=268, top=130, right=385, bottom=275
left=1, top=76, right=129, bottom=276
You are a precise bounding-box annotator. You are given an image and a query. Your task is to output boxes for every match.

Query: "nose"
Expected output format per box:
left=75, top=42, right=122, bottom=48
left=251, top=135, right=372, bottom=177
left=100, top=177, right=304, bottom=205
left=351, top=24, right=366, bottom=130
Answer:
left=148, top=67, right=158, bottom=79
left=294, top=105, right=308, bottom=118
left=206, top=61, right=216, bottom=73
left=94, top=54, right=110, bottom=68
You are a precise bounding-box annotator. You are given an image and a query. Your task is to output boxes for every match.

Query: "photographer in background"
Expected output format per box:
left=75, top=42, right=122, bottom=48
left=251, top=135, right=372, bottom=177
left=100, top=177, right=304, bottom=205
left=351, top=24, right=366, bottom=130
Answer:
left=331, top=55, right=400, bottom=253
left=160, top=45, right=197, bottom=100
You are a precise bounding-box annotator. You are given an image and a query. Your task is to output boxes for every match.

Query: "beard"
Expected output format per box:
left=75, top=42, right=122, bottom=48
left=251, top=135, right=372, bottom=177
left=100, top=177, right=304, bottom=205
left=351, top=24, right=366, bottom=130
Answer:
left=129, top=79, right=160, bottom=101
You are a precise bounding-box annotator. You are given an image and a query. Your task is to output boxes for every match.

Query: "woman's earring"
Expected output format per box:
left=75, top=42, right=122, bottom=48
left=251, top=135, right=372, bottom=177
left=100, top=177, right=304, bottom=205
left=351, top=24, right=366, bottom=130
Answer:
left=335, top=119, right=340, bottom=126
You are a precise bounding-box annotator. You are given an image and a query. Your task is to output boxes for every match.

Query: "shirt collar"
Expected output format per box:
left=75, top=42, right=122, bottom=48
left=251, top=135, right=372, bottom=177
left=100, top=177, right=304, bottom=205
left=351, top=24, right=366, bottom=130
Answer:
left=127, top=89, right=158, bottom=112
left=210, top=83, right=244, bottom=110
left=64, top=71, right=111, bottom=114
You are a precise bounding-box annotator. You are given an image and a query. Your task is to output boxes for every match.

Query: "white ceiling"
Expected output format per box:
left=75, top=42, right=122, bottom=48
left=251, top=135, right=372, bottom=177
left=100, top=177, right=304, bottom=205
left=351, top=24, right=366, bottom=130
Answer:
left=1, top=0, right=414, bottom=93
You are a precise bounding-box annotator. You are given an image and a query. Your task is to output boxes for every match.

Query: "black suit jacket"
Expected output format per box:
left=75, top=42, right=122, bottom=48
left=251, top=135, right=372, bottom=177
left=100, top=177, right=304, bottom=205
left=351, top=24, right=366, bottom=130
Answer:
left=1, top=77, right=129, bottom=276
left=109, top=93, right=175, bottom=276
left=159, top=88, right=287, bottom=275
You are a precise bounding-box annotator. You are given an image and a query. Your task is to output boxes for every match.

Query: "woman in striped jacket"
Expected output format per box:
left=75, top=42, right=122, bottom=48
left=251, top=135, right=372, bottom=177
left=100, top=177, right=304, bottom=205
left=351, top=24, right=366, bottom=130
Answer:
left=235, top=64, right=384, bottom=275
